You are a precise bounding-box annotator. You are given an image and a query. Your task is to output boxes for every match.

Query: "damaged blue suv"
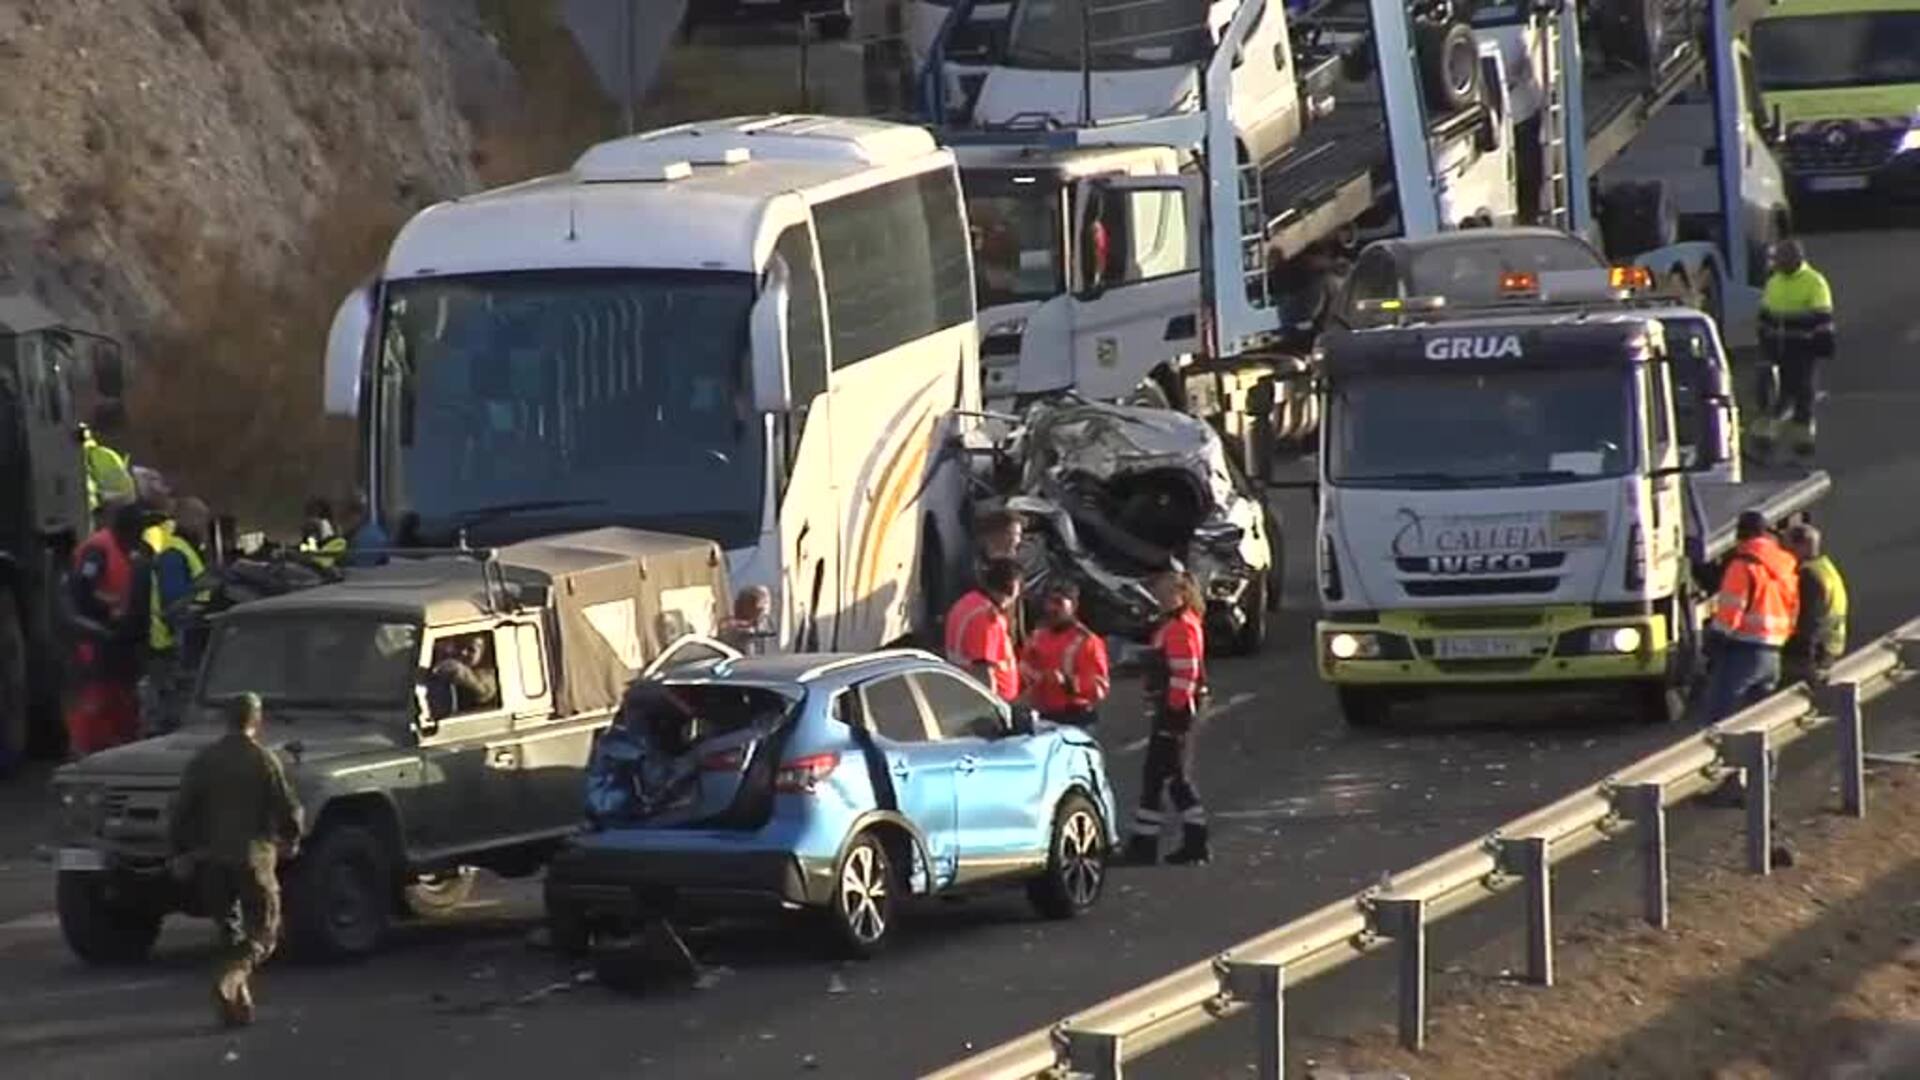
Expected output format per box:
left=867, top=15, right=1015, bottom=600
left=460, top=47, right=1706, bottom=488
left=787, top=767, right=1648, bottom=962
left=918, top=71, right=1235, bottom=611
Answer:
left=543, top=647, right=1117, bottom=956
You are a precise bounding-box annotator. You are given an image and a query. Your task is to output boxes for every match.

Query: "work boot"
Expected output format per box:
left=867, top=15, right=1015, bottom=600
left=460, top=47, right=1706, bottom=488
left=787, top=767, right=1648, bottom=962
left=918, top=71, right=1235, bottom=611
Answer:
left=1165, top=824, right=1211, bottom=866
left=1120, top=834, right=1159, bottom=866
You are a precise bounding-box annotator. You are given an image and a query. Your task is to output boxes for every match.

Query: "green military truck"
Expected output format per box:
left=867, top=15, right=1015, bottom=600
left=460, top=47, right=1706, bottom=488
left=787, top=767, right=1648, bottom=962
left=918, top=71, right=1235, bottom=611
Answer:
left=0, top=294, right=127, bottom=771
left=49, top=528, right=733, bottom=961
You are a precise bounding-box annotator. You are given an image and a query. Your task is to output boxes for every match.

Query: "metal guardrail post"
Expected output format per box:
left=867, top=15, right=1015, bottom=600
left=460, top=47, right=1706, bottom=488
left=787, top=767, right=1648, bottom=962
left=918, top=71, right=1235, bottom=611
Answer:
left=1496, top=837, right=1553, bottom=986
left=1721, top=730, right=1773, bottom=875
left=1222, top=961, right=1287, bottom=1080
left=1063, top=1029, right=1121, bottom=1080
left=1373, top=897, right=1427, bottom=1050
left=1816, top=681, right=1866, bottom=818
left=1617, top=782, right=1670, bottom=929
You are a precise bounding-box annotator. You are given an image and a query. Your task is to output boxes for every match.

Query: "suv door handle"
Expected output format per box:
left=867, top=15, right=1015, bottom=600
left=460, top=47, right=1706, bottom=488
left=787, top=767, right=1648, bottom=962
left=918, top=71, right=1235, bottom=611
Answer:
left=889, top=759, right=911, bottom=778
left=956, top=755, right=979, bottom=774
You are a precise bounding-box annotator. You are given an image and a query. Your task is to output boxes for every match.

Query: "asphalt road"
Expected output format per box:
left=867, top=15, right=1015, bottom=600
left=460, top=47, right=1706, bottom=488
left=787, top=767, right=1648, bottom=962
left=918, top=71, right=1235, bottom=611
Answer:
left=2, top=211, right=1917, bottom=1079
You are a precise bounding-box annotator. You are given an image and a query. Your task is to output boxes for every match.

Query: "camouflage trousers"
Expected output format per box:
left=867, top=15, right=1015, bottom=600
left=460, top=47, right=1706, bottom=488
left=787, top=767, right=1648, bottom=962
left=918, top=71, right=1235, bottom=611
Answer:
left=202, top=857, right=281, bottom=1009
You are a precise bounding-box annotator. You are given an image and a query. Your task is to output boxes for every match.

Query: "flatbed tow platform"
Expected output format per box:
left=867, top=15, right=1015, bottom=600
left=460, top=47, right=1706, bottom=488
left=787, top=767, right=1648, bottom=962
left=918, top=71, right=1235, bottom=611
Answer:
left=1260, top=0, right=1753, bottom=257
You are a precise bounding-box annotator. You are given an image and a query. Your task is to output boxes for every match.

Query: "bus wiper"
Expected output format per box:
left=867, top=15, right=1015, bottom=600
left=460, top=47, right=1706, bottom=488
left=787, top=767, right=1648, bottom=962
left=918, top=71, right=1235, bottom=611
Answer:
left=453, top=499, right=608, bottom=528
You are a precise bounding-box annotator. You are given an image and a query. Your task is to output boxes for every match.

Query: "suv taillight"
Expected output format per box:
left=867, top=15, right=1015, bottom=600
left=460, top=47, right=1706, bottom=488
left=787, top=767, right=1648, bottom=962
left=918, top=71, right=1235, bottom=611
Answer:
left=774, top=752, right=840, bottom=794
left=1625, top=524, right=1646, bottom=590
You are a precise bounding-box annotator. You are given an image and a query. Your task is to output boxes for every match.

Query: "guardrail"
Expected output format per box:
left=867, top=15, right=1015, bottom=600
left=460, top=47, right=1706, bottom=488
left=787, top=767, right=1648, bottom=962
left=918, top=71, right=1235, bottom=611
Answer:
left=925, top=616, right=1920, bottom=1080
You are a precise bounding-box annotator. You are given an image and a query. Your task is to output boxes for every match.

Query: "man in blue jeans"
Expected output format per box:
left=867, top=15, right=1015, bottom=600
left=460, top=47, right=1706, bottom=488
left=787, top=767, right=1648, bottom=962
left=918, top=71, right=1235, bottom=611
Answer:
left=1696, top=511, right=1800, bottom=725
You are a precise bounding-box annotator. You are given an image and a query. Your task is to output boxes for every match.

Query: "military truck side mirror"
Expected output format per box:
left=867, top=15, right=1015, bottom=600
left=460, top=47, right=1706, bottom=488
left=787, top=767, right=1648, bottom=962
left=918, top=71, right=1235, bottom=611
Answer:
left=324, top=284, right=375, bottom=419
left=412, top=681, right=438, bottom=738
left=750, top=261, right=794, bottom=414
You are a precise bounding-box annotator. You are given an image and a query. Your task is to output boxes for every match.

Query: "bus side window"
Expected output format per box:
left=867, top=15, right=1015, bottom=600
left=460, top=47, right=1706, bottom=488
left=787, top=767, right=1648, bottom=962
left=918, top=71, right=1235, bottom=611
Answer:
left=771, top=224, right=829, bottom=488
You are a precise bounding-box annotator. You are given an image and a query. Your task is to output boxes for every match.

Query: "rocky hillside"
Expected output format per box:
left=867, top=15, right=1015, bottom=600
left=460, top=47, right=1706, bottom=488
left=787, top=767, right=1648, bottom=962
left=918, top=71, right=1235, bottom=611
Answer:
left=0, top=0, right=613, bottom=517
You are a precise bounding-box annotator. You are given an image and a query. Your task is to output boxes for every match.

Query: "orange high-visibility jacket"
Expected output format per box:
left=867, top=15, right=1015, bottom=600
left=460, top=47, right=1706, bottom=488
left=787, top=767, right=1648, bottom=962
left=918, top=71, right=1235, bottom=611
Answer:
left=945, top=590, right=1018, bottom=701
left=1713, top=535, right=1800, bottom=647
left=1021, top=622, right=1111, bottom=714
left=1151, top=608, right=1207, bottom=712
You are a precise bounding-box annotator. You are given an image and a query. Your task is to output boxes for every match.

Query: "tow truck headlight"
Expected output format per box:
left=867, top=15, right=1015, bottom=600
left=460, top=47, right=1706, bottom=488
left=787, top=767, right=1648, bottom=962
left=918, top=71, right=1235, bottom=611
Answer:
left=1899, top=127, right=1920, bottom=155
left=1589, top=626, right=1645, bottom=654
left=1327, top=632, right=1380, bottom=660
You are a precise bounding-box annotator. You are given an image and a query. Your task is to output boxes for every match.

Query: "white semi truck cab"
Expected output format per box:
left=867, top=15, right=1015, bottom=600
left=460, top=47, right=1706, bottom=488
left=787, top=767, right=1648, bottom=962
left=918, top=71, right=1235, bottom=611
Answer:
left=1313, top=292, right=1827, bottom=726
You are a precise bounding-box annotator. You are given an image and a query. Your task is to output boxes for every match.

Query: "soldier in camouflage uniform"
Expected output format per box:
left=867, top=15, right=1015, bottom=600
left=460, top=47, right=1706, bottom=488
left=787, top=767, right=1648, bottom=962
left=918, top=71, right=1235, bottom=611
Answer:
left=167, top=693, right=303, bottom=1026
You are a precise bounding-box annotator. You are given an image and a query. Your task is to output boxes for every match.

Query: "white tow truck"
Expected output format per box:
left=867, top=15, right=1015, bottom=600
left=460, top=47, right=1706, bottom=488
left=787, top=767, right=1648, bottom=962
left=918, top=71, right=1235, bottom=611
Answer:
left=918, top=0, right=1792, bottom=469
left=1309, top=268, right=1828, bottom=726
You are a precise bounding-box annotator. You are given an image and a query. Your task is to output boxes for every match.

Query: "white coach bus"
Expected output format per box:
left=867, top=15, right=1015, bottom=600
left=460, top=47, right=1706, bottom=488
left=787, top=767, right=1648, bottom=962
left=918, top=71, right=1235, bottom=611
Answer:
left=323, top=115, right=981, bottom=652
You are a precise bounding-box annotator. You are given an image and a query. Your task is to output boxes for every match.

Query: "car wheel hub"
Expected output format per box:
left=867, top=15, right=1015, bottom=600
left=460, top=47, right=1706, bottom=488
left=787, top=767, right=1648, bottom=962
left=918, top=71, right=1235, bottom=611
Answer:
left=1060, top=811, right=1104, bottom=906
left=840, top=846, right=888, bottom=943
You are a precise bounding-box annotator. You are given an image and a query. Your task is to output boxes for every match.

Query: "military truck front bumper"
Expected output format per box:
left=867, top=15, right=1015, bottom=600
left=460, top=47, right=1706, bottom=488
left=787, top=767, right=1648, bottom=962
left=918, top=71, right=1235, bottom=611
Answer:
left=1317, top=604, right=1675, bottom=687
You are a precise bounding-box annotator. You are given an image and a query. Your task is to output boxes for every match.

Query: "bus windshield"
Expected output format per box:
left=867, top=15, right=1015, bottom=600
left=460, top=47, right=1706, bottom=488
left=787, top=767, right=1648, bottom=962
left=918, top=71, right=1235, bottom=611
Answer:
left=1751, top=12, right=1920, bottom=91
left=1328, top=367, right=1637, bottom=489
left=375, top=269, right=766, bottom=549
left=964, top=171, right=1067, bottom=308
left=1003, top=0, right=1212, bottom=71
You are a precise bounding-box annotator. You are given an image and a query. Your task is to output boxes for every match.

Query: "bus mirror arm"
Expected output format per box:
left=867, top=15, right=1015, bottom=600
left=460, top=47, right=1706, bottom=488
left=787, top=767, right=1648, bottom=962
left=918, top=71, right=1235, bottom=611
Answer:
left=750, top=271, right=794, bottom=414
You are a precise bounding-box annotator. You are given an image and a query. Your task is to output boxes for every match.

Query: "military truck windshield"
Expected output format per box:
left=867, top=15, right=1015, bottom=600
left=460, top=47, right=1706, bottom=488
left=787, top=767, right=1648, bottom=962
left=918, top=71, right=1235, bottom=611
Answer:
left=1004, top=0, right=1212, bottom=70
left=375, top=269, right=766, bottom=549
left=1752, top=13, right=1920, bottom=90
left=1328, top=367, right=1637, bottom=489
left=965, top=171, right=1067, bottom=307
left=199, top=617, right=421, bottom=710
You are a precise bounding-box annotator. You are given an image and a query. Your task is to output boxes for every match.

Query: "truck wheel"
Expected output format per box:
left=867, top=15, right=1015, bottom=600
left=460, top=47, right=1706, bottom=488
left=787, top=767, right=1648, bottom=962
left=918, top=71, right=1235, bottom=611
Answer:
left=1338, top=687, right=1392, bottom=730
left=0, top=585, right=27, bottom=775
left=1593, top=0, right=1664, bottom=70
left=288, top=824, right=393, bottom=959
left=401, top=867, right=476, bottom=920
left=57, top=871, right=163, bottom=966
left=1415, top=21, right=1480, bottom=115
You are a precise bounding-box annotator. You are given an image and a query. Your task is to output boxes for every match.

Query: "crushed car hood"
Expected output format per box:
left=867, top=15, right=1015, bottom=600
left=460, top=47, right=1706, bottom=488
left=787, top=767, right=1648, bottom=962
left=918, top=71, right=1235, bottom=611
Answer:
left=1024, top=402, right=1241, bottom=512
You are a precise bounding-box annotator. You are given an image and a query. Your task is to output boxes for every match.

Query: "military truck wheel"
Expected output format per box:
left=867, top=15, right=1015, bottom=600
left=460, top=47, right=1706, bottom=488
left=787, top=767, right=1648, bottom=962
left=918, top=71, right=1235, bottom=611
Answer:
left=289, top=824, right=393, bottom=959
left=401, top=867, right=477, bottom=919
left=57, top=871, right=163, bottom=965
left=0, top=585, right=28, bottom=775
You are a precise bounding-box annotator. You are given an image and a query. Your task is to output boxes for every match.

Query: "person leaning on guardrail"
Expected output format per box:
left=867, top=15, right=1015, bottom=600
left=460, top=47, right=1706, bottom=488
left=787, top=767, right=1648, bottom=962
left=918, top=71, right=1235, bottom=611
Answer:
left=1782, top=522, right=1847, bottom=687
left=1697, top=510, right=1801, bottom=725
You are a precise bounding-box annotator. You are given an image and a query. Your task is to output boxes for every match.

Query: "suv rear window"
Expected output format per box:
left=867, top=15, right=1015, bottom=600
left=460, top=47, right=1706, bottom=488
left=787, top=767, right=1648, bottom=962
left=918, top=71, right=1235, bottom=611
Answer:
left=650, top=684, right=799, bottom=744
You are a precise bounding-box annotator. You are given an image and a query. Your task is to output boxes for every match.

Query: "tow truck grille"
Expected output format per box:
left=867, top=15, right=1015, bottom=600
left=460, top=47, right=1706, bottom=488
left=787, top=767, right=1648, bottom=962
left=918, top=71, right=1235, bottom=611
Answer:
left=1402, top=577, right=1560, bottom=598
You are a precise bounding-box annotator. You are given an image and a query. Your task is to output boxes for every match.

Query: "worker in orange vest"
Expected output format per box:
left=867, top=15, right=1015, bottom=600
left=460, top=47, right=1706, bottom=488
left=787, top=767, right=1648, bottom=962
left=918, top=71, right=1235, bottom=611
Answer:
left=1123, top=569, right=1210, bottom=867
left=1020, top=582, right=1110, bottom=727
left=65, top=503, right=152, bottom=756
left=944, top=557, right=1022, bottom=701
left=1697, top=510, right=1800, bottom=724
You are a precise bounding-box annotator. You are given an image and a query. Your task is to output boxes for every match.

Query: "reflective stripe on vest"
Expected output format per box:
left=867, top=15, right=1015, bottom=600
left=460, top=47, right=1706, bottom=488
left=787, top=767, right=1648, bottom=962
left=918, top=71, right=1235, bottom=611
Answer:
left=149, top=535, right=207, bottom=652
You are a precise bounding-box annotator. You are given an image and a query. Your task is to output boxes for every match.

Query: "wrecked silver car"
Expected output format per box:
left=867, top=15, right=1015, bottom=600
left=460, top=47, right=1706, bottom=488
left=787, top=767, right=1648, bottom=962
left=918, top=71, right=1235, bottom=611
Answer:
left=1000, top=402, right=1280, bottom=655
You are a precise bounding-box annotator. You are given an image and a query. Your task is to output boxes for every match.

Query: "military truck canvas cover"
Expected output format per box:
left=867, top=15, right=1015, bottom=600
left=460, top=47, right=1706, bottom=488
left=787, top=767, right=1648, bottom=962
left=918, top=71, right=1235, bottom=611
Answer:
left=499, top=527, right=731, bottom=716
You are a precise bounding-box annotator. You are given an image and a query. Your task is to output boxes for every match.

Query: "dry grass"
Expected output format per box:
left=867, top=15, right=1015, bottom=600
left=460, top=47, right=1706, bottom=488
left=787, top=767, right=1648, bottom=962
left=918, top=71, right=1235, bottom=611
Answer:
left=111, top=0, right=618, bottom=530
